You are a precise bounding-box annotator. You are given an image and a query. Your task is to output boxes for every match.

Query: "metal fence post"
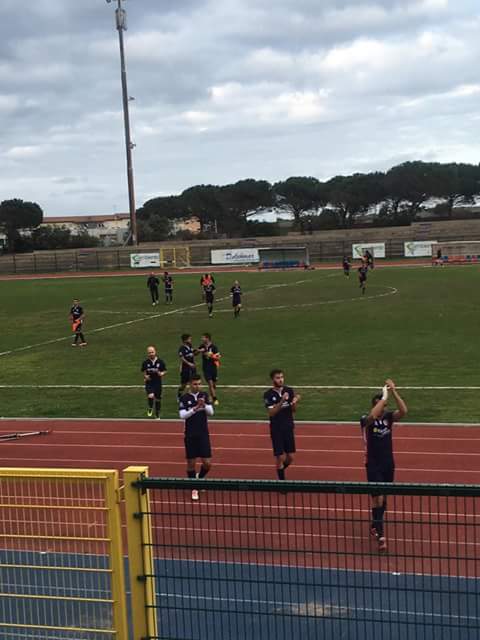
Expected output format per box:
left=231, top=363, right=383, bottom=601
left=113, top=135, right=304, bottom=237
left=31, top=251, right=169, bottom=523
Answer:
left=123, top=465, right=158, bottom=640
left=104, top=470, right=129, bottom=640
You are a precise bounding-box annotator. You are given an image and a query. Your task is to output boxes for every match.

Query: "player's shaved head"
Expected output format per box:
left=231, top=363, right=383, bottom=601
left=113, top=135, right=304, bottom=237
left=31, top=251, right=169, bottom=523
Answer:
left=181, top=333, right=191, bottom=342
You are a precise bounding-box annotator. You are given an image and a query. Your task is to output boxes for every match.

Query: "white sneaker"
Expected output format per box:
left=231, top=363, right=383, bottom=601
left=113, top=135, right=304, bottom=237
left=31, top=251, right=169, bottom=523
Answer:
left=191, top=489, right=199, bottom=501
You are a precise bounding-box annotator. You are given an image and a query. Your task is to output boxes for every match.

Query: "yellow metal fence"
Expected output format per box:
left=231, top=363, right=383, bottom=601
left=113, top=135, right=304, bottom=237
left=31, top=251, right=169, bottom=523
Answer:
left=0, top=468, right=129, bottom=640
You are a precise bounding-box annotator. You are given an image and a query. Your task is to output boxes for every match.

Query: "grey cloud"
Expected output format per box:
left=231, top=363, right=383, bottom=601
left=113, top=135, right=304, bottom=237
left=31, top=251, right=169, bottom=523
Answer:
left=0, top=0, right=479, bottom=215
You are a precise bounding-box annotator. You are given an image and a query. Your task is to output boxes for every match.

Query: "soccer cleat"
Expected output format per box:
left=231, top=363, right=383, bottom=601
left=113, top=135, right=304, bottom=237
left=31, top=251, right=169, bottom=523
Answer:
left=378, top=536, right=387, bottom=552
left=191, top=489, right=199, bottom=501
left=80, top=342, right=87, bottom=347
left=213, top=399, right=219, bottom=406
left=147, top=409, right=153, bottom=418
left=71, top=343, right=77, bottom=347
left=152, top=303, right=156, bottom=306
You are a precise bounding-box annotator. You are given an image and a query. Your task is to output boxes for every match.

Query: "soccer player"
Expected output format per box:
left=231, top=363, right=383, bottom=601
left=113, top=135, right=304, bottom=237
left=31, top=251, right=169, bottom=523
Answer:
left=231, top=280, right=242, bottom=317
left=70, top=299, right=87, bottom=347
left=178, top=333, right=197, bottom=399
left=162, top=271, right=173, bottom=304
left=358, top=264, right=368, bottom=294
left=365, top=250, right=374, bottom=270
left=342, top=256, right=351, bottom=277
left=264, top=369, right=301, bottom=481
left=179, top=375, right=214, bottom=501
left=141, top=345, right=167, bottom=418
left=204, top=281, right=216, bottom=317
left=147, top=272, right=160, bottom=306
left=197, top=333, right=221, bottom=405
left=360, top=379, right=408, bottom=552
left=200, top=273, right=215, bottom=301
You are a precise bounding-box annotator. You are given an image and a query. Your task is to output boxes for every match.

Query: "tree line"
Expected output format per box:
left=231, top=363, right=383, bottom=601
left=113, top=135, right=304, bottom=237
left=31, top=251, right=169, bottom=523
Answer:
left=1, top=161, right=479, bottom=251
left=138, top=161, right=480, bottom=240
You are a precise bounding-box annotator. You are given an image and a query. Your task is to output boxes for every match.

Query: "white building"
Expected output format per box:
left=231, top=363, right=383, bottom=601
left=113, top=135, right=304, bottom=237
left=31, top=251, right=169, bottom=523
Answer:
left=41, top=213, right=130, bottom=245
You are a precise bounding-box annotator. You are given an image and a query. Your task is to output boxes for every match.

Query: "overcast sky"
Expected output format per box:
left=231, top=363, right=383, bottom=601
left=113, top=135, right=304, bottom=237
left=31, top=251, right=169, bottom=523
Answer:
left=0, top=0, right=478, bottom=216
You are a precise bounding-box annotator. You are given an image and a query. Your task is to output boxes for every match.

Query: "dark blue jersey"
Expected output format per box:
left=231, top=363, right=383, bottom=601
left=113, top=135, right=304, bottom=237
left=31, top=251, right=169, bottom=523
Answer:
left=163, top=275, right=173, bottom=290
left=358, top=266, right=368, bottom=280
left=147, top=276, right=159, bottom=289
left=178, top=344, right=195, bottom=370
left=264, top=385, right=295, bottom=431
left=180, top=392, right=211, bottom=435
left=141, top=357, right=166, bottom=385
left=361, top=411, right=395, bottom=467
left=70, top=305, right=84, bottom=320
left=198, top=342, right=219, bottom=370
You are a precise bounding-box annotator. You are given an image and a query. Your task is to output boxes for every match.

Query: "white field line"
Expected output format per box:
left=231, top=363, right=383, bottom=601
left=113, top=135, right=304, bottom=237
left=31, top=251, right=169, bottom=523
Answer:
left=2, top=417, right=480, bottom=428
left=0, top=277, right=317, bottom=358
left=179, top=285, right=398, bottom=314
left=1, top=383, right=480, bottom=391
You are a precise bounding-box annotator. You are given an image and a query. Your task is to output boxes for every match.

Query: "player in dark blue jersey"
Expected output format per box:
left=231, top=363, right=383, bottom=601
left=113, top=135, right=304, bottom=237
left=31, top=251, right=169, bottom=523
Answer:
left=360, top=379, right=407, bottom=552
left=162, top=272, right=173, bottom=304
left=141, top=345, right=167, bottom=418
left=70, top=299, right=87, bottom=347
left=197, top=333, right=221, bottom=406
left=147, top=273, right=160, bottom=306
left=204, top=282, right=216, bottom=317
left=231, top=280, right=242, bottom=317
left=264, top=369, right=301, bottom=480
left=342, top=256, right=351, bottom=277
left=178, top=334, right=197, bottom=400
left=358, top=264, right=368, bottom=294
left=179, top=375, right=214, bottom=501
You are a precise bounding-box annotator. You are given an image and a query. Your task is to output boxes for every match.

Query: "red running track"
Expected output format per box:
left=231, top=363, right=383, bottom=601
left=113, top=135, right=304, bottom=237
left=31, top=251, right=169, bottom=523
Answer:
left=1, top=419, right=480, bottom=483
left=1, top=419, right=479, bottom=575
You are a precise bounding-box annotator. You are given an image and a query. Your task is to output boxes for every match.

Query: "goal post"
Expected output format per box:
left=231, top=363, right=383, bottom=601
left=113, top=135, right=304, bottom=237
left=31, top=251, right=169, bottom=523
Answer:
left=433, top=241, right=480, bottom=265
left=159, top=246, right=191, bottom=268
left=258, top=246, right=310, bottom=270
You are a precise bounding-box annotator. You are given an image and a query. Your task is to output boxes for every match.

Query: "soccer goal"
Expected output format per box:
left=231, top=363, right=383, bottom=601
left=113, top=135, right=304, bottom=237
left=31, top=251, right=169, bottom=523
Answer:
left=433, top=241, right=480, bottom=265
left=258, top=246, right=310, bottom=270
left=159, top=246, right=191, bottom=268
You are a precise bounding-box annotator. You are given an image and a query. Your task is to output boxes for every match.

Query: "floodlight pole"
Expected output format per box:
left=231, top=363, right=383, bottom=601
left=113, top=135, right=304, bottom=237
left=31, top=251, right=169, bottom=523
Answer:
left=107, top=0, right=138, bottom=245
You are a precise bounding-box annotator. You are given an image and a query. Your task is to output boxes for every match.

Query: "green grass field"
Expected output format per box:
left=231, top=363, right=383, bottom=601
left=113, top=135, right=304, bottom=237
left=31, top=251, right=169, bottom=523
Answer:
left=0, top=265, right=478, bottom=423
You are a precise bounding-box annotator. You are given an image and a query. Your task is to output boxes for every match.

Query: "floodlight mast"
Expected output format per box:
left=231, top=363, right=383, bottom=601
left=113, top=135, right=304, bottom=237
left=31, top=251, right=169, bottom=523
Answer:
left=106, top=0, right=138, bottom=245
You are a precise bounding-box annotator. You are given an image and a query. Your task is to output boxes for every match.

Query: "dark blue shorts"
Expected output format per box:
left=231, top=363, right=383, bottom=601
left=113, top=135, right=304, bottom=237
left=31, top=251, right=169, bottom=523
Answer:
left=184, top=433, right=212, bottom=460
left=145, top=383, right=162, bottom=398
left=270, top=426, right=296, bottom=457
left=203, top=366, right=217, bottom=382
left=232, top=296, right=241, bottom=307
left=206, top=293, right=214, bottom=304
left=181, top=367, right=196, bottom=385
left=366, top=464, right=395, bottom=495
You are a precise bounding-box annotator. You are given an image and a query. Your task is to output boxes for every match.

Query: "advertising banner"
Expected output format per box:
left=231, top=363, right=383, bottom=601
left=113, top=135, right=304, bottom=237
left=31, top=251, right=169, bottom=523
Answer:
left=211, top=248, right=260, bottom=265
left=404, top=241, right=437, bottom=258
left=352, top=243, right=386, bottom=259
left=130, top=253, right=161, bottom=268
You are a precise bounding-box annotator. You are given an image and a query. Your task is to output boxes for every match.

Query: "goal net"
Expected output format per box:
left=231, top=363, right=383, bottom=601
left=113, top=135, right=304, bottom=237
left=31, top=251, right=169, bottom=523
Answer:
left=258, top=246, right=310, bottom=269
left=159, top=247, right=191, bottom=268
left=434, top=241, right=480, bottom=265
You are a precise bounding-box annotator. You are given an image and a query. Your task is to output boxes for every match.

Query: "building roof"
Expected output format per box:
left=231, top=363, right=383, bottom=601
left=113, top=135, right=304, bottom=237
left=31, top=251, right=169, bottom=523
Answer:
left=43, top=214, right=129, bottom=224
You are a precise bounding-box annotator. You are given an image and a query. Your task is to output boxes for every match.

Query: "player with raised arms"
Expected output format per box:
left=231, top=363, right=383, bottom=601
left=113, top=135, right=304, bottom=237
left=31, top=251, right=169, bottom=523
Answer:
left=360, top=379, right=408, bottom=552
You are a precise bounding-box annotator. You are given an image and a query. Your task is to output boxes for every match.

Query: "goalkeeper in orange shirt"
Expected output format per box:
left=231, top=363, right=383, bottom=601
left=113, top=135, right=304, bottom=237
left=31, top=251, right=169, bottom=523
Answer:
left=197, top=333, right=221, bottom=406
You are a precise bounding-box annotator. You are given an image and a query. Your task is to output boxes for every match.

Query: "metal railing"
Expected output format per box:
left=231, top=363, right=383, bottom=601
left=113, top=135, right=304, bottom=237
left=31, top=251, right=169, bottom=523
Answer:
left=0, top=468, right=128, bottom=640
left=130, top=475, right=480, bottom=640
